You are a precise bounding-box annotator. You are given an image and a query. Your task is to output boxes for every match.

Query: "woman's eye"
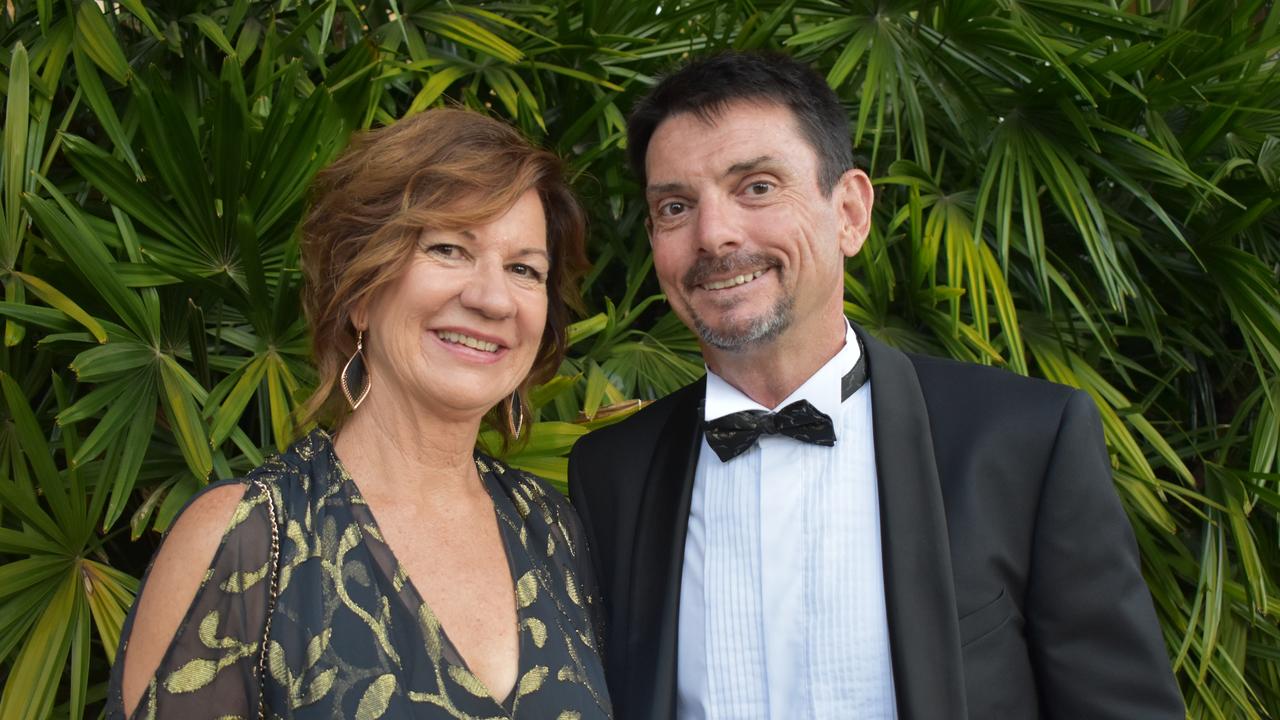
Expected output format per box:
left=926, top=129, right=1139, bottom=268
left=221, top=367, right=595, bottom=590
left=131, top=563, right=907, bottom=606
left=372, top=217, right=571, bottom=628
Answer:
left=510, top=264, right=546, bottom=282
left=426, top=243, right=460, bottom=257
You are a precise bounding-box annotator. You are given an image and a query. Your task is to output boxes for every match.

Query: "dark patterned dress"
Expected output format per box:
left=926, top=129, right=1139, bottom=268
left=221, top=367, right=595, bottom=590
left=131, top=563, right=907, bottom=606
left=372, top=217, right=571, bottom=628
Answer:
left=106, top=430, right=611, bottom=719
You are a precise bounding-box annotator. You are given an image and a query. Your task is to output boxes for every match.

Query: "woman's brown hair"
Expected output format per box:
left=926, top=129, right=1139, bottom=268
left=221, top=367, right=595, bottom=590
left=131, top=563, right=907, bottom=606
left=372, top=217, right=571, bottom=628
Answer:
left=299, top=107, right=587, bottom=442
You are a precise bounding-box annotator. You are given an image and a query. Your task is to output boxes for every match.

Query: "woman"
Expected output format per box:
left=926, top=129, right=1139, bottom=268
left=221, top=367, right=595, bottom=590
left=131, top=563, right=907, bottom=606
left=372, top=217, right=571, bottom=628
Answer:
left=108, top=108, right=609, bottom=718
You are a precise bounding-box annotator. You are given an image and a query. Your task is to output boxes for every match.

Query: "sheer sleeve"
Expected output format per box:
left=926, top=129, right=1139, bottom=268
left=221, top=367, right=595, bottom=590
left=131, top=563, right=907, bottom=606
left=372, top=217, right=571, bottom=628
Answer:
left=107, top=479, right=277, bottom=720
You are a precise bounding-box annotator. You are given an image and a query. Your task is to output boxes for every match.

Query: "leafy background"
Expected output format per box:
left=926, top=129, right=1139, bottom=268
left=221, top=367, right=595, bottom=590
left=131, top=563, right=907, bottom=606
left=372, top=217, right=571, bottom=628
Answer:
left=0, top=0, right=1278, bottom=717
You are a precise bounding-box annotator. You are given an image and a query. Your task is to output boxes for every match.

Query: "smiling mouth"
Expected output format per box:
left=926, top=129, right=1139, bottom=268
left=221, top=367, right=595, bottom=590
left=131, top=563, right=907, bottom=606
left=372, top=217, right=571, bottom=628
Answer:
left=435, top=330, right=501, bottom=353
left=701, top=269, right=767, bottom=291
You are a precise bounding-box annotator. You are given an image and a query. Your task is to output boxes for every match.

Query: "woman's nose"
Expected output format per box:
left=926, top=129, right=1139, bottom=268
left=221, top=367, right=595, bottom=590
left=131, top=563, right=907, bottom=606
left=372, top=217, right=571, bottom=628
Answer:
left=458, top=261, right=517, bottom=319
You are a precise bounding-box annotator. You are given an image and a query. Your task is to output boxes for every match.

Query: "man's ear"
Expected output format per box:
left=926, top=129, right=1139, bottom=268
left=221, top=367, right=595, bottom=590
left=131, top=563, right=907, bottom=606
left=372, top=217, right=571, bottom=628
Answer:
left=834, top=168, right=874, bottom=258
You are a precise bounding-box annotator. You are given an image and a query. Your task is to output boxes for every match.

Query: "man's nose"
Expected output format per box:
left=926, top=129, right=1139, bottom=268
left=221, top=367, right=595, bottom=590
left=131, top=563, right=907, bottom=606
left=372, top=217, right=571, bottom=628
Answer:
left=693, top=195, right=742, bottom=254
left=459, top=261, right=516, bottom=319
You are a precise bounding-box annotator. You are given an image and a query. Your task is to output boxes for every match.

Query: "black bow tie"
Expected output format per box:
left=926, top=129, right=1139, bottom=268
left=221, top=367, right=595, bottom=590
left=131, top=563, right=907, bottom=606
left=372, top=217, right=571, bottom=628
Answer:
left=704, top=399, right=836, bottom=462
left=703, top=337, right=868, bottom=462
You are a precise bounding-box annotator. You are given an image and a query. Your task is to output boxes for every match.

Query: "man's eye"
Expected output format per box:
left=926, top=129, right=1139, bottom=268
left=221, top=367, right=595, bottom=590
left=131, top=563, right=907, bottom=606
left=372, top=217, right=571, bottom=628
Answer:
left=659, top=201, right=687, bottom=218
left=747, top=181, right=773, bottom=195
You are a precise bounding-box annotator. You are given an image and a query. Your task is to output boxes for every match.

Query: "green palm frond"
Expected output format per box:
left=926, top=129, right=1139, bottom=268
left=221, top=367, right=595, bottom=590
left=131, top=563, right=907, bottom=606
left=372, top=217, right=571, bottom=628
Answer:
left=0, top=1, right=1277, bottom=717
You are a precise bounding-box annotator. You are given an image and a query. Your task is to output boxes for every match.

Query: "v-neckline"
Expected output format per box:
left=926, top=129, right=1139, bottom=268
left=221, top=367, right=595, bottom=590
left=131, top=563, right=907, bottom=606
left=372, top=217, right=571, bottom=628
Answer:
left=324, top=435, right=526, bottom=713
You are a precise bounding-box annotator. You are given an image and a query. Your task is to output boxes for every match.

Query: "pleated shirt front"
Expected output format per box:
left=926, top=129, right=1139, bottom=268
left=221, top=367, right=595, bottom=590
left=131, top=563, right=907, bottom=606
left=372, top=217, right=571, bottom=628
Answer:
left=677, top=322, right=898, bottom=719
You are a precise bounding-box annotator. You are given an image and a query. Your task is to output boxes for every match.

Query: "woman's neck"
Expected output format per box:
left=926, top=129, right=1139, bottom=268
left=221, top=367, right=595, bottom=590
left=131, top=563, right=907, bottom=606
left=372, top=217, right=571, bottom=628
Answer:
left=331, top=393, right=488, bottom=506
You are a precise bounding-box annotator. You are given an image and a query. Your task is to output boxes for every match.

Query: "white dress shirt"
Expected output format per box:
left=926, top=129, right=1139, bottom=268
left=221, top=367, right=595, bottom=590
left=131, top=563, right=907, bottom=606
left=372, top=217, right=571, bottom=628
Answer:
left=677, top=323, right=898, bottom=719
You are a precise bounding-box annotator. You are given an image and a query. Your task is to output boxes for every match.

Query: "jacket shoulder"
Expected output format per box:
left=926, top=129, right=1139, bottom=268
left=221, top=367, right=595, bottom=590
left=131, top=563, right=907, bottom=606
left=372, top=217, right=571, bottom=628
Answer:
left=571, top=379, right=703, bottom=463
left=907, top=352, right=1079, bottom=414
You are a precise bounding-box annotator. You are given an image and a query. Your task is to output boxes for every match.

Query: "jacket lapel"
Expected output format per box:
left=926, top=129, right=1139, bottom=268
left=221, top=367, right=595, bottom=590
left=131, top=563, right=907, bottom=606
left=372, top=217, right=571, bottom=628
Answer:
left=860, top=328, right=968, bottom=719
left=624, top=380, right=704, bottom=719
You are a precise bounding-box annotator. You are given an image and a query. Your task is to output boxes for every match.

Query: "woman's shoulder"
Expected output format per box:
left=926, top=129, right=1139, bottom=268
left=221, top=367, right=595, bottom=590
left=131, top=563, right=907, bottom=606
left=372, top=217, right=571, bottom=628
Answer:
left=241, top=428, right=334, bottom=491
left=156, top=428, right=334, bottom=555
left=217, top=428, right=349, bottom=525
left=161, top=481, right=257, bottom=569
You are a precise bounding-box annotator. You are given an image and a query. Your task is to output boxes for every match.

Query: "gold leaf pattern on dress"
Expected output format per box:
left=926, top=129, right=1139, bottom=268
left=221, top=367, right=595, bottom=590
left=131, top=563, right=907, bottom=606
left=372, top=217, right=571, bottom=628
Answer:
left=515, top=666, right=550, bottom=697
left=558, top=712, right=582, bottom=720
left=564, top=568, right=581, bottom=605
left=304, top=628, right=331, bottom=669
left=138, top=682, right=157, bottom=719
left=512, top=490, right=530, bottom=517
left=220, top=560, right=269, bottom=592
left=558, top=518, right=577, bottom=557
left=522, top=617, right=547, bottom=648
left=515, top=570, right=538, bottom=609
left=325, top=525, right=401, bottom=665
left=280, top=518, right=310, bottom=591
left=546, top=533, right=556, bottom=558
left=301, top=668, right=336, bottom=706
left=563, top=634, right=583, bottom=668
left=225, top=491, right=259, bottom=531
left=196, top=611, right=223, bottom=645
left=162, top=610, right=257, bottom=694
left=176, top=615, right=254, bottom=689
left=162, top=658, right=218, bottom=694
left=355, top=674, right=397, bottom=720
left=446, top=665, right=490, bottom=698
left=268, top=639, right=291, bottom=685
left=419, top=604, right=444, bottom=663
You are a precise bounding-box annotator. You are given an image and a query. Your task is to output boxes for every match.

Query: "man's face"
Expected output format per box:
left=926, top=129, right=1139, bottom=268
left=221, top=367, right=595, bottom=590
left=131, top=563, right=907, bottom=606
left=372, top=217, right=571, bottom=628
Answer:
left=644, top=100, right=872, bottom=355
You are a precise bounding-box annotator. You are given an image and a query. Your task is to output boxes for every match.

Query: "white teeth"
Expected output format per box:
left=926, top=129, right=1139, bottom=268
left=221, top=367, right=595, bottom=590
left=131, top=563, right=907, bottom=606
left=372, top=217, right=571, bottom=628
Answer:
left=436, top=331, right=499, bottom=352
left=703, top=269, right=766, bottom=291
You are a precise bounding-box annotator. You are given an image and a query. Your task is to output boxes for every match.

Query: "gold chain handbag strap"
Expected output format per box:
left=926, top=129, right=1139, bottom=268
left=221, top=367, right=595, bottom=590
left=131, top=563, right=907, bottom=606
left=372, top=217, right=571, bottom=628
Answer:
left=250, top=479, right=281, bottom=720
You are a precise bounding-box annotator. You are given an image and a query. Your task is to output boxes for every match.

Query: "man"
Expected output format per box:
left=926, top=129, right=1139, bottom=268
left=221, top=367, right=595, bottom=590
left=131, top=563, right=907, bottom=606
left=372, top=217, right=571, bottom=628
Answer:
left=568, top=52, right=1184, bottom=719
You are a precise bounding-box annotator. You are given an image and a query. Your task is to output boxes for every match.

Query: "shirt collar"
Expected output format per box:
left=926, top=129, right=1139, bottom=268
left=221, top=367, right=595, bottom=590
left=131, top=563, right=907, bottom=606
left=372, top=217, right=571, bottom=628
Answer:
left=703, top=320, right=861, bottom=423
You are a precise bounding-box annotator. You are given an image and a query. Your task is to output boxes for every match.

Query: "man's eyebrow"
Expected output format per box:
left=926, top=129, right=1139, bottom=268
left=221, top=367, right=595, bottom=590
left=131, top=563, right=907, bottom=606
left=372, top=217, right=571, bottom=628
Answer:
left=646, top=155, right=781, bottom=198
left=726, top=155, right=777, bottom=176
left=646, top=181, right=688, bottom=199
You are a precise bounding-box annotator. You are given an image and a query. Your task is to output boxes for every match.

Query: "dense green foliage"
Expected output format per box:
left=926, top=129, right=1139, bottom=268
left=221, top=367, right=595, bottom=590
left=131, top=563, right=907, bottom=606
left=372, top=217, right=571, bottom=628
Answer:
left=0, top=0, right=1277, bottom=717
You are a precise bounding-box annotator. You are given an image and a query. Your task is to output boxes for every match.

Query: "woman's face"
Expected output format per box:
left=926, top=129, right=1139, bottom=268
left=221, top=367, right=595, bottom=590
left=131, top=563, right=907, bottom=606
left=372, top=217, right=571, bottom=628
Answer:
left=357, top=189, right=550, bottom=423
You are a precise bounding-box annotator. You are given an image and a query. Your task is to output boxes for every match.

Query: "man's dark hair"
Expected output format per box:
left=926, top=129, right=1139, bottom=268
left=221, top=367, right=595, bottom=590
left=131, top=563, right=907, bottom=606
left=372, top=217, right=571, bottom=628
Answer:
left=627, top=51, right=854, bottom=195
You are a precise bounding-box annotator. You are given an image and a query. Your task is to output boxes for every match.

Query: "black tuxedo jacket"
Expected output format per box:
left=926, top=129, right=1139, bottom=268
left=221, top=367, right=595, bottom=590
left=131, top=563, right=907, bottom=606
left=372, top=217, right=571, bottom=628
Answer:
left=568, top=327, right=1184, bottom=719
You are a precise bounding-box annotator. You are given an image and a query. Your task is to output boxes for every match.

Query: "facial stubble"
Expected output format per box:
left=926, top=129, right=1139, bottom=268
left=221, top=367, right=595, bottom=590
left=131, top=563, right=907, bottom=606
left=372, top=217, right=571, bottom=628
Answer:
left=681, top=252, right=793, bottom=351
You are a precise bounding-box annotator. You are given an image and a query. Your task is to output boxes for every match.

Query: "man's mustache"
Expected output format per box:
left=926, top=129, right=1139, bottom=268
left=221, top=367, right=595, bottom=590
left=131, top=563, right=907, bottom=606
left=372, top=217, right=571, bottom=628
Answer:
left=682, top=252, right=776, bottom=290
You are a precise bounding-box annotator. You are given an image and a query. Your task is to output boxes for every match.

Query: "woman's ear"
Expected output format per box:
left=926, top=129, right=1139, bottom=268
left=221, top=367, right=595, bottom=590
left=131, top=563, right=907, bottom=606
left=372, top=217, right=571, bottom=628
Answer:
left=349, top=295, right=370, bottom=337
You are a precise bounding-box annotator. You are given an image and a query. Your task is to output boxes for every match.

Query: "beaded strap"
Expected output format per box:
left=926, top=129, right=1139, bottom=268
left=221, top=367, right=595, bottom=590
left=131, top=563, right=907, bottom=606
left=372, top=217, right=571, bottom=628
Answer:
left=250, top=479, right=281, bottom=720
